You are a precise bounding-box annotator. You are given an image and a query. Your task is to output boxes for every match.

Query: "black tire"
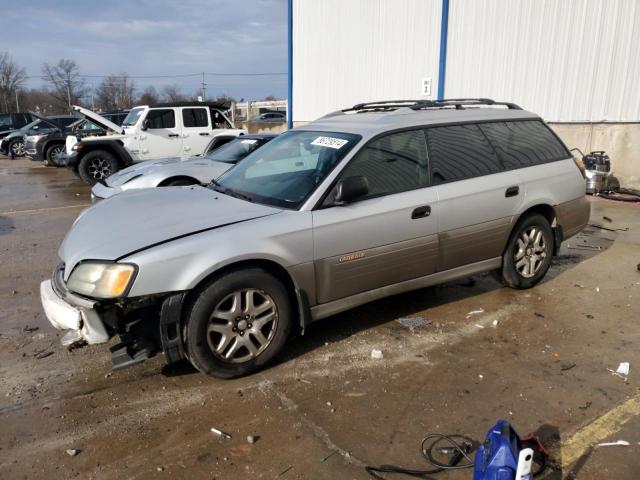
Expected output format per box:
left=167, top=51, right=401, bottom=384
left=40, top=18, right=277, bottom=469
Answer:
left=8, top=138, right=25, bottom=158
left=185, top=268, right=292, bottom=378
left=500, top=214, right=554, bottom=289
left=163, top=177, right=198, bottom=187
left=78, top=150, right=119, bottom=185
left=45, top=144, right=66, bottom=167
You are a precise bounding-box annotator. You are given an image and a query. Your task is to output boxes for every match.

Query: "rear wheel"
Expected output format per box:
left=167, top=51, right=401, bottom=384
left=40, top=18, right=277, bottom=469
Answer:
left=45, top=144, right=65, bottom=166
left=500, top=214, right=554, bottom=289
left=185, top=268, right=292, bottom=378
left=78, top=150, right=119, bottom=185
left=8, top=139, right=25, bottom=157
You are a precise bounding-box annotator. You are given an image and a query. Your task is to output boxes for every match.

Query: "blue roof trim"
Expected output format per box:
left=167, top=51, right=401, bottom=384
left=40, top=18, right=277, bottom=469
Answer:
left=437, top=0, right=450, bottom=100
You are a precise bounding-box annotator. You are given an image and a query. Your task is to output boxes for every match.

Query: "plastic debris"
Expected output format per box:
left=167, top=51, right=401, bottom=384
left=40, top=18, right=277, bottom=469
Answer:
left=616, top=362, right=630, bottom=376
left=474, top=324, right=485, bottom=329
left=491, top=319, right=499, bottom=327
left=371, top=349, right=384, bottom=360
left=597, top=440, right=630, bottom=447
left=466, top=309, right=485, bottom=319
left=66, top=449, right=80, bottom=456
left=210, top=427, right=232, bottom=439
left=247, top=435, right=258, bottom=444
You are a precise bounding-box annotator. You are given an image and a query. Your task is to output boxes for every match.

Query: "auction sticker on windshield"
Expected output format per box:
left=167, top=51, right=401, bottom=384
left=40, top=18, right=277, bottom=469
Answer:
left=311, top=136, right=349, bottom=149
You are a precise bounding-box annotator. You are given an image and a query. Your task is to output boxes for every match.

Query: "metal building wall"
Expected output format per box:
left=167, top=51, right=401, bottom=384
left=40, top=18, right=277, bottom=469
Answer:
left=292, top=0, right=442, bottom=123
left=445, top=0, right=640, bottom=122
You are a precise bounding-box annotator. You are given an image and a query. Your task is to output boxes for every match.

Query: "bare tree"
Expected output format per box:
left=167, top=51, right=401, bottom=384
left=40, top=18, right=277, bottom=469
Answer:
left=161, top=84, right=186, bottom=103
left=212, top=94, right=236, bottom=108
left=138, top=85, right=159, bottom=105
left=95, top=74, right=136, bottom=111
left=19, top=88, right=60, bottom=115
left=41, top=59, right=88, bottom=112
left=0, top=52, right=27, bottom=112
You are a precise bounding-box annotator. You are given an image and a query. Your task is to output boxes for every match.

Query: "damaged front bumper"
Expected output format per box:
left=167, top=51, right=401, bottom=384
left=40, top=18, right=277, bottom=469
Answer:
left=39, top=266, right=110, bottom=346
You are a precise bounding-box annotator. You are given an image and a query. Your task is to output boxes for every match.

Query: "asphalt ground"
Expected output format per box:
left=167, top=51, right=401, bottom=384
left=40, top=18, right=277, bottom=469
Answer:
left=1, top=156, right=639, bottom=479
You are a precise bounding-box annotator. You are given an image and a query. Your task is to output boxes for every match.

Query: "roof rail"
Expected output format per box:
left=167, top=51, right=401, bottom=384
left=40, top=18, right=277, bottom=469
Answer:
left=339, top=98, right=521, bottom=114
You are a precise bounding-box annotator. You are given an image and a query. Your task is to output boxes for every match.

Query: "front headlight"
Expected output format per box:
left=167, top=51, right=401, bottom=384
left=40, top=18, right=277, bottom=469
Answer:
left=67, top=262, right=136, bottom=298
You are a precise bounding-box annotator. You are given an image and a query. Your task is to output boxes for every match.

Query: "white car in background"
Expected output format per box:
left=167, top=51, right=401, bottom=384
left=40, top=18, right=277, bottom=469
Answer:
left=91, top=134, right=277, bottom=201
left=65, top=103, right=245, bottom=185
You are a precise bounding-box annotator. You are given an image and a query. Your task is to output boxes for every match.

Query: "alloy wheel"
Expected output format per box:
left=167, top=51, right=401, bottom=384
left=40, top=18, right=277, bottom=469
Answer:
left=11, top=141, right=24, bottom=156
left=50, top=146, right=64, bottom=162
left=514, top=226, right=547, bottom=278
left=206, top=289, right=278, bottom=363
left=87, top=157, right=113, bottom=180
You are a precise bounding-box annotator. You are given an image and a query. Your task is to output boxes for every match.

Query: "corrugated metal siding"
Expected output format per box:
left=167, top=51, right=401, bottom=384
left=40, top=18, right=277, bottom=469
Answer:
left=292, top=0, right=442, bottom=122
left=445, top=0, right=640, bottom=122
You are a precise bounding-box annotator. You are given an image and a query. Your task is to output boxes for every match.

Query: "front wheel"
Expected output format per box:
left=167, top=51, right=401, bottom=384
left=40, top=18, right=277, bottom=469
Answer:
left=45, top=144, right=66, bottom=166
left=78, top=150, right=119, bottom=185
left=8, top=139, right=25, bottom=158
left=499, top=214, right=554, bottom=289
left=185, top=268, right=292, bottom=378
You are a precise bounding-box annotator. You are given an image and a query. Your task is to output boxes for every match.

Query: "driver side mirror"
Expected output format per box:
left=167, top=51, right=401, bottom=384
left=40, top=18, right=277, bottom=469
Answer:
left=334, top=176, right=369, bottom=205
left=140, top=118, right=149, bottom=131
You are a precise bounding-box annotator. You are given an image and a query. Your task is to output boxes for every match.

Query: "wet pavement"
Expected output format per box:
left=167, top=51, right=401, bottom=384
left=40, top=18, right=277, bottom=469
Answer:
left=1, top=156, right=640, bottom=479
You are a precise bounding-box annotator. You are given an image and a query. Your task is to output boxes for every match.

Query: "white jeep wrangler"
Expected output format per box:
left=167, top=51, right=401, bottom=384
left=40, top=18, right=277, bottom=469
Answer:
left=66, top=103, right=245, bottom=184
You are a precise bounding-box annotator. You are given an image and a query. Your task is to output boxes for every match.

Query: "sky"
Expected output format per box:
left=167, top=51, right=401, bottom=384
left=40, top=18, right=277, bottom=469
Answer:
left=3, top=0, right=287, bottom=101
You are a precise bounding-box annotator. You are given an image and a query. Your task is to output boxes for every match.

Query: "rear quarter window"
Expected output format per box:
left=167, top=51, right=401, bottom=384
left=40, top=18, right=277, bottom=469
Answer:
left=480, top=120, right=569, bottom=169
left=426, top=124, right=502, bottom=185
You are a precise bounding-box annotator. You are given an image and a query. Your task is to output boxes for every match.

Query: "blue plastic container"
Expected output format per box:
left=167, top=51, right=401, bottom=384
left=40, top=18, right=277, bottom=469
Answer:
left=473, top=420, right=522, bottom=480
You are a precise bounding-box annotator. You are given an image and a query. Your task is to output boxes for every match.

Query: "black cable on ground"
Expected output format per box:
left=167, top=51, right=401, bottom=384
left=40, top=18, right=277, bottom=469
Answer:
left=365, top=434, right=475, bottom=479
left=597, top=188, right=640, bottom=203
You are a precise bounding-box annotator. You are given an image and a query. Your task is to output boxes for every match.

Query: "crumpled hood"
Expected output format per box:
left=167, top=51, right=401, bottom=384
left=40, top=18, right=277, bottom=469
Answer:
left=60, top=186, right=281, bottom=277
left=106, top=157, right=184, bottom=186
left=106, top=157, right=231, bottom=187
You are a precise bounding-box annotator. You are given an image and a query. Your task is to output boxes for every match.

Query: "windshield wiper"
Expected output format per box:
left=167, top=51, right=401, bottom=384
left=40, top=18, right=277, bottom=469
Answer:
left=208, top=180, right=253, bottom=202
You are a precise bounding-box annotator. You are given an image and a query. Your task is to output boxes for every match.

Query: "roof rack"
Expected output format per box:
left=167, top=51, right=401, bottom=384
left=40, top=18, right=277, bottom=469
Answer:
left=340, top=98, right=521, bottom=114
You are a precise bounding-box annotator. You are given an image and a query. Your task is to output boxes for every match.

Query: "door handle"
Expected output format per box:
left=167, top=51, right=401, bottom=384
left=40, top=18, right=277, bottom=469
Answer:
left=505, top=186, right=520, bottom=197
left=199, top=132, right=210, bottom=136
left=168, top=133, right=179, bottom=138
left=411, top=205, right=431, bottom=219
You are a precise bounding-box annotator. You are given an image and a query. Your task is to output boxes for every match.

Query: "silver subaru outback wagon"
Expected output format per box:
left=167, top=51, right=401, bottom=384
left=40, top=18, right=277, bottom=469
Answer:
left=40, top=98, right=590, bottom=378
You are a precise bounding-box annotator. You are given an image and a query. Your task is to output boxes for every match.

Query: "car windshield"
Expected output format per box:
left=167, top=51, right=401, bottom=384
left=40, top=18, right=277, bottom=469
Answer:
left=122, top=107, right=144, bottom=126
left=205, top=137, right=271, bottom=163
left=211, top=130, right=361, bottom=209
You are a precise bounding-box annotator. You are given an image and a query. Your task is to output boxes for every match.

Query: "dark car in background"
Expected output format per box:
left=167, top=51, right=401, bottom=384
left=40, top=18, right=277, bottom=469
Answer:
left=0, top=112, right=38, bottom=141
left=25, top=111, right=128, bottom=166
left=0, top=115, right=77, bottom=158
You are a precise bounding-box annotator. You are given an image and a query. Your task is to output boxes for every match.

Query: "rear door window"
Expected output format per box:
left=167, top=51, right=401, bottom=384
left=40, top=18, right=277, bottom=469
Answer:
left=340, top=129, right=428, bottom=199
left=426, top=124, right=502, bottom=185
left=146, top=109, right=176, bottom=129
left=480, top=120, right=569, bottom=169
left=182, top=108, right=209, bottom=128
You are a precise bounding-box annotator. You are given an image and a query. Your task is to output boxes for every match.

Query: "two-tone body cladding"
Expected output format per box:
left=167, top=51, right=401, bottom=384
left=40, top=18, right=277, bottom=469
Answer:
left=41, top=98, right=589, bottom=378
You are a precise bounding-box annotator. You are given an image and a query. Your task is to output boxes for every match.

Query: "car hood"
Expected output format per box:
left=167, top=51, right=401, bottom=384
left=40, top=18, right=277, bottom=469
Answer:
left=59, top=186, right=282, bottom=277
left=72, top=105, right=124, bottom=135
left=106, top=157, right=233, bottom=186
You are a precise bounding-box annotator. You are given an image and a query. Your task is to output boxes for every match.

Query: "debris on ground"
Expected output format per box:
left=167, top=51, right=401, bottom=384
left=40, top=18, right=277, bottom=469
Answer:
left=586, top=314, right=595, bottom=319
left=561, top=363, right=577, bottom=371
left=603, top=216, right=613, bottom=223
left=396, top=316, right=432, bottom=328
left=579, top=401, right=592, bottom=410
left=65, top=449, right=80, bottom=456
left=534, top=312, right=545, bottom=318
left=458, top=278, right=476, bottom=287
left=371, top=349, right=383, bottom=360
left=491, top=319, right=499, bottom=327
left=247, top=435, right=258, bottom=444
left=474, top=324, right=485, bottom=329
left=22, top=325, right=39, bottom=333
left=466, top=308, right=485, bottom=318
left=568, top=244, right=602, bottom=251
left=616, top=362, right=630, bottom=376
left=597, top=440, right=630, bottom=447
left=34, top=351, right=53, bottom=359
left=210, top=427, right=232, bottom=439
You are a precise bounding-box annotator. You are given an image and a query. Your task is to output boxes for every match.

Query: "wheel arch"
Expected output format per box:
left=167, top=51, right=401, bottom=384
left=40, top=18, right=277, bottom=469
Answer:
left=510, top=203, right=561, bottom=255
left=183, top=258, right=310, bottom=335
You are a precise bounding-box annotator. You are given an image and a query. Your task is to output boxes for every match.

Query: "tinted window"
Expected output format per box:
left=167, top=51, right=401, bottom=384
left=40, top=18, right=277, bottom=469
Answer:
left=340, top=129, right=428, bottom=198
left=426, top=124, right=502, bottom=185
left=14, top=114, right=29, bottom=128
left=480, top=121, right=569, bottom=169
left=0, top=114, right=12, bottom=131
left=206, top=137, right=271, bottom=163
left=182, top=108, right=209, bottom=128
left=146, top=109, right=175, bottom=129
